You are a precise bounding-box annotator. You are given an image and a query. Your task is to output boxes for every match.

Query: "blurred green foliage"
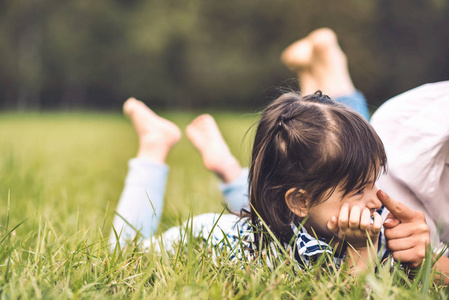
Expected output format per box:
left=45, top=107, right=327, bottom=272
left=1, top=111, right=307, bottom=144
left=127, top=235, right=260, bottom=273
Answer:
left=0, top=0, right=448, bottom=111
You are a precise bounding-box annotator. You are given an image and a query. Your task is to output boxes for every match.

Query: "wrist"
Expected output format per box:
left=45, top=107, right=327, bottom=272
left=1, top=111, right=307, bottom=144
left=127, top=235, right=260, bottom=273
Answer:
left=345, top=240, right=378, bottom=274
left=346, top=239, right=378, bottom=254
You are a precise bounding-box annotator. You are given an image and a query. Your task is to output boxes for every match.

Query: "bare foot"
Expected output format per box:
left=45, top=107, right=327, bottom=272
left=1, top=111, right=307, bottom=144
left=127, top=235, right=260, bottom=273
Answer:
left=186, top=114, right=242, bottom=183
left=281, top=31, right=316, bottom=94
left=281, top=28, right=356, bottom=98
left=123, top=97, right=181, bottom=163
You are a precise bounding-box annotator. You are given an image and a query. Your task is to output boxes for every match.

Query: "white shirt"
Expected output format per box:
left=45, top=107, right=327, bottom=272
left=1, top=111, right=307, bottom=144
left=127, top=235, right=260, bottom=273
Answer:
left=371, top=81, right=449, bottom=250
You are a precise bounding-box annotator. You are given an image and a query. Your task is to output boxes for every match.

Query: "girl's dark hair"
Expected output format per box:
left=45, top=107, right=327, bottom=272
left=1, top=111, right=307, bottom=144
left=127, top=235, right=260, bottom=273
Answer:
left=249, top=91, right=387, bottom=245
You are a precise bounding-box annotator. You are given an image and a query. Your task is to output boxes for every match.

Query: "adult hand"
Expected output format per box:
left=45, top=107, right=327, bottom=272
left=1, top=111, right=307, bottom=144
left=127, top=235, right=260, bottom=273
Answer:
left=378, top=190, right=430, bottom=268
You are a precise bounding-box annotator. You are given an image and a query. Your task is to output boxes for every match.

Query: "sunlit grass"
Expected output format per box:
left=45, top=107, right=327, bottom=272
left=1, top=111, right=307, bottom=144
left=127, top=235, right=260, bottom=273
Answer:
left=0, top=112, right=447, bottom=299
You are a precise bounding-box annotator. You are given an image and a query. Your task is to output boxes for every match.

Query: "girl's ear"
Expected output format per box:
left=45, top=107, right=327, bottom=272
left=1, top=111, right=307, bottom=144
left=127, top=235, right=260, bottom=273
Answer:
left=285, top=188, right=309, bottom=217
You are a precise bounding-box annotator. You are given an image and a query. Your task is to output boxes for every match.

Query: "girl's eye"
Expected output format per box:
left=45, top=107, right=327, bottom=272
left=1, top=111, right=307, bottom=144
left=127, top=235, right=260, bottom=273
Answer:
left=354, top=188, right=364, bottom=196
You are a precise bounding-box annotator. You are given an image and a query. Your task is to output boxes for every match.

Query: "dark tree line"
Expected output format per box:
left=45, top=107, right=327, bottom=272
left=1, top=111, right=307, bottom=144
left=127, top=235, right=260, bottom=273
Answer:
left=0, top=0, right=448, bottom=111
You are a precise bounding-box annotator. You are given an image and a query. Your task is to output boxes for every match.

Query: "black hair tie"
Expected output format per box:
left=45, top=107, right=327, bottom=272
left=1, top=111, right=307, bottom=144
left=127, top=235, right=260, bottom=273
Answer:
left=278, top=115, right=285, bottom=128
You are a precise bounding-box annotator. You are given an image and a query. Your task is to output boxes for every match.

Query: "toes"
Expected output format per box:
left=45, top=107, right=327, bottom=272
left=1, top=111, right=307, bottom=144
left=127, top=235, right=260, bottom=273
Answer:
left=188, top=114, right=216, bottom=132
left=193, top=114, right=214, bottom=126
left=309, top=28, right=338, bottom=46
left=281, top=40, right=313, bottom=71
left=123, top=97, right=143, bottom=115
left=123, top=97, right=138, bottom=114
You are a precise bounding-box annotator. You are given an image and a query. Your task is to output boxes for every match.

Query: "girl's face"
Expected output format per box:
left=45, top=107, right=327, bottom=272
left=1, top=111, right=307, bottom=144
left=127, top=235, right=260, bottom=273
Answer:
left=305, top=176, right=382, bottom=241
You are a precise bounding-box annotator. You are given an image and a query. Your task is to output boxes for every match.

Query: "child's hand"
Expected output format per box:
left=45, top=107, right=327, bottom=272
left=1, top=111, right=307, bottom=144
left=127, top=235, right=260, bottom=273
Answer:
left=327, top=203, right=383, bottom=249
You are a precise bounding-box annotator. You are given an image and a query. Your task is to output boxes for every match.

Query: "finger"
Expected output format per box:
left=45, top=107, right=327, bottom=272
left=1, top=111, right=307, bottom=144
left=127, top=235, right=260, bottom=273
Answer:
left=385, top=221, right=430, bottom=240
left=387, top=237, right=418, bottom=251
left=384, top=224, right=414, bottom=240
left=349, top=205, right=361, bottom=229
left=392, top=248, right=426, bottom=268
left=377, top=190, right=414, bottom=222
left=372, top=212, right=382, bottom=234
left=338, top=203, right=349, bottom=229
left=327, top=216, right=338, bottom=235
left=383, top=212, right=401, bottom=228
left=359, top=208, right=371, bottom=230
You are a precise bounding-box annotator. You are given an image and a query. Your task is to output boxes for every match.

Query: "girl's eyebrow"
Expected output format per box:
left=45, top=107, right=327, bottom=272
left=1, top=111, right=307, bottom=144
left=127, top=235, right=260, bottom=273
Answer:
left=357, top=180, right=374, bottom=189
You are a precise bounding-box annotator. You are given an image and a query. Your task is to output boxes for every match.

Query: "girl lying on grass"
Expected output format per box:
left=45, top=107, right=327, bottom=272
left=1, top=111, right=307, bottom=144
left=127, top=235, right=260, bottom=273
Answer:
left=111, top=91, right=420, bottom=275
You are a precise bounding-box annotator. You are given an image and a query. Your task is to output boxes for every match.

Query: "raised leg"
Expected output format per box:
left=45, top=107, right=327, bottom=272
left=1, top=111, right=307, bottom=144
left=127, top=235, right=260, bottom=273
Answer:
left=186, top=114, right=242, bottom=184
left=123, top=98, right=181, bottom=163
left=281, top=28, right=370, bottom=120
left=186, top=114, right=250, bottom=213
left=110, top=98, right=181, bottom=245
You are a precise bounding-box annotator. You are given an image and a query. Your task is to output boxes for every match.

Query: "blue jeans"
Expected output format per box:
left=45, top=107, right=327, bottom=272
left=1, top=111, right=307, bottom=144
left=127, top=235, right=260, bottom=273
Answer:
left=110, top=91, right=369, bottom=244
left=336, top=90, right=370, bottom=121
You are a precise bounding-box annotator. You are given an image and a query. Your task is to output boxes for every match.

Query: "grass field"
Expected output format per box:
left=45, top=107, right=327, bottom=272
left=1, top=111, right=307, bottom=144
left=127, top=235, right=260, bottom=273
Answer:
left=0, top=112, right=448, bottom=299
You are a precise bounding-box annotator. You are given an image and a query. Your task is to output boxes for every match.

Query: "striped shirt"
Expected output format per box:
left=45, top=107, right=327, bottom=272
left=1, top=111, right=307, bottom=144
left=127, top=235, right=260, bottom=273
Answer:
left=145, top=212, right=389, bottom=268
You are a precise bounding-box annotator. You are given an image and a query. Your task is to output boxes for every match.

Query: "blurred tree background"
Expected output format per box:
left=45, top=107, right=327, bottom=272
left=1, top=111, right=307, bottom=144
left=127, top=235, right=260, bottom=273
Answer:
left=0, top=0, right=448, bottom=111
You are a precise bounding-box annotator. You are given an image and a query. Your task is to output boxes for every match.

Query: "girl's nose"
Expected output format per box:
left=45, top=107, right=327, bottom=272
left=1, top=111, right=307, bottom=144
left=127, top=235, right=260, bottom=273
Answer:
left=366, top=186, right=382, bottom=210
